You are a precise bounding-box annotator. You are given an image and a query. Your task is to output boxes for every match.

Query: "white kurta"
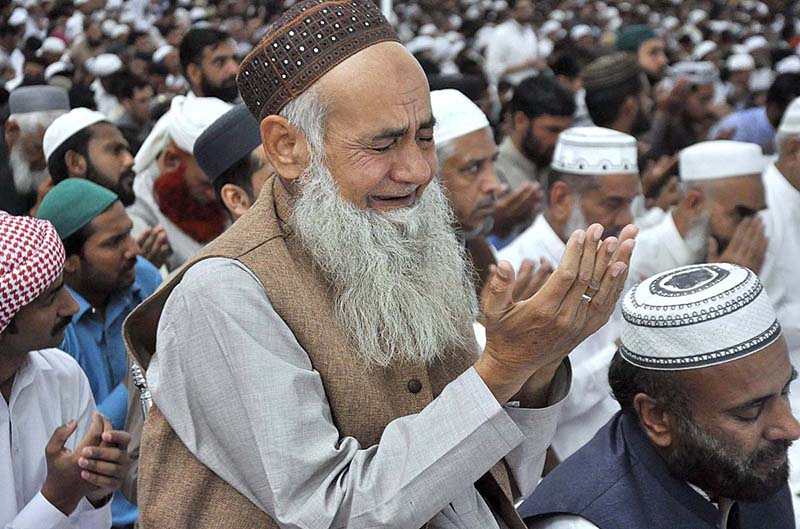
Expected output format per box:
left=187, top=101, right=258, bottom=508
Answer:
left=1, top=349, right=111, bottom=529
left=498, top=215, right=621, bottom=459
left=484, top=19, right=539, bottom=85
left=628, top=210, right=704, bottom=282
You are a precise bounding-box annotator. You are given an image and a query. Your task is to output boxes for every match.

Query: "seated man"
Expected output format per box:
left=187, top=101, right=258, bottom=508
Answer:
left=194, top=103, right=273, bottom=222
left=499, top=126, right=641, bottom=460
left=0, top=212, right=131, bottom=528
left=43, top=107, right=172, bottom=269
left=521, top=263, right=797, bottom=528
left=128, top=95, right=232, bottom=269
left=631, top=140, right=769, bottom=280
left=36, top=178, right=162, bottom=527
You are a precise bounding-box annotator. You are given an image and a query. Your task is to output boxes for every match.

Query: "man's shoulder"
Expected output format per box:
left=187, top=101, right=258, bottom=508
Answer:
left=134, top=255, right=163, bottom=294
left=174, top=257, right=265, bottom=302
left=28, top=348, right=90, bottom=385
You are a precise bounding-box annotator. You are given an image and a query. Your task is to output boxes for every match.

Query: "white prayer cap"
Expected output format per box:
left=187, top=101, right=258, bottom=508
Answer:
left=670, top=61, right=718, bottom=85
left=551, top=127, right=638, bottom=176
left=731, top=44, right=749, bottom=55
left=44, top=61, right=71, bottom=80
left=726, top=53, right=755, bottom=72
left=541, top=20, right=562, bottom=35
left=86, top=54, right=122, bottom=77
left=679, top=140, right=766, bottom=182
left=551, top=9, right=566, bottom=22
left=119, top=11, right=136, bottom=24
left=431, top=89, right=490, bottom=146
left=749, top=68, right=775, bottom=92
left=688, top=9, right=706, bottom=25
left=745, top=35, right=769, bottom=52
left=43, top=108, right=107, bottom=163
left=153, top=44, right=175, bottom=64
left=110, top=24, right=129, bottom=39
left=570, top=24, right=592, bottom=41
left=692, top=40, right=717, bottom=61
left=662, top=16, right=680, bottom=31
left=133, top=95, right=232, bottom=173
left=776, top=55, right=800, bottom=74
left=620, top=263, right=780, bottom=371
left=37, top=37, right=66, bottom=57
left=8, top=7, right=27, bottom=27
left=189, top=7, right=208, bottom=22
left=74, top=0, right=89, bottom=5
left=777, top=97, right=800, bottom=135
left=101, top=19, right=116, bottom=36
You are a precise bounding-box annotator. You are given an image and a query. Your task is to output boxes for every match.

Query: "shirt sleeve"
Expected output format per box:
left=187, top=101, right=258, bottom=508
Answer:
left=148, top=257, right=566, bottom=529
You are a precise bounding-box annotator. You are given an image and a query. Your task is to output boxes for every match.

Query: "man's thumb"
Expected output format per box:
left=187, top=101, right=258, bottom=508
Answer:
left=483, top=261, right=515, bottom=318
left=47, top=420, right=77, bottom=453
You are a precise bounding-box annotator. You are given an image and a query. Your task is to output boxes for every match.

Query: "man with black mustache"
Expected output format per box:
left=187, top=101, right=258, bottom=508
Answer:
left=36, top=178, right=162, bottom=528
left=520, top=263, right=798, bottom=529
left=179, top=28, right=240, bottom=103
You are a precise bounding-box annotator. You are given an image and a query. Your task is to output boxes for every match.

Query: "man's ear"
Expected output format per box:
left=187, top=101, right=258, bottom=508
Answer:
left=684, top=187, right=706, bottom=212
left=621, top=95, right=638, bottom=122
left=64, top=149, right=88, bottom=179
left=186, top=62, right=202, bottom=92
left=220, top=183, right=251, bottom=219
left=63, top=253, right=81, bottom=276
left=160, top=142, right=184, bottom=173
left=548, top=181, right=575, bottom=223
left=633, top=393, right=679, bottom=449
left=260, top=115, right=309, bottom=181
left=5, top=119, right=19, bottom=149
left=512, top=111, right=530, bottom=134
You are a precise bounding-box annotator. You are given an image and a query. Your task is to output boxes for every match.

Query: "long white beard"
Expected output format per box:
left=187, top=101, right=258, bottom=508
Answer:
left=564, top=201, right=588, bottom=237
left=290, top=161, right=478, bottom=368
left=10, top=146, right=48, bottom=195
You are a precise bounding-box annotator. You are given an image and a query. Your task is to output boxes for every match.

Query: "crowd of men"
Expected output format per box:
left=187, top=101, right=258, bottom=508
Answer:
left=1, top=0, right=800, bottom=528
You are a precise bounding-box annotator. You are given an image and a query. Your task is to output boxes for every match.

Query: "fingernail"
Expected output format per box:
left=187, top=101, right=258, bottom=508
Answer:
left=576, top=230, right=586, bottom=244
left=103, top=432, right=111, bottom=441
left=607, top=241, right=619, bottom=253
left=81, top=471, right=90, bottom=480
left=78, top=458, right=88, bottom=467
left=612, top=263, right=627, bottom=278
left=496, top=265, right=509, bottom=280
left=592, top=225, right=602, bottom=241
left=83, top=448, right=92, bottom=457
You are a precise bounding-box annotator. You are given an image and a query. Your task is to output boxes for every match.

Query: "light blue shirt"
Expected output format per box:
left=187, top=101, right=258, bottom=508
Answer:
left=710, top=106, right=776, bottom=154
left=60, top=255, right=161, bottom=526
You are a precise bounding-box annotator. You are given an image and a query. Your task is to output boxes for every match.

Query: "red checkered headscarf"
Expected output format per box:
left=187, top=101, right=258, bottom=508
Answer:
left=0, top=211, right=65, bottom=334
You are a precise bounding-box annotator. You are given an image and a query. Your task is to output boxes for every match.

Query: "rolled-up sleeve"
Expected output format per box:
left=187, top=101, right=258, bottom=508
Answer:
left=148, top=258, right=569, bottom=529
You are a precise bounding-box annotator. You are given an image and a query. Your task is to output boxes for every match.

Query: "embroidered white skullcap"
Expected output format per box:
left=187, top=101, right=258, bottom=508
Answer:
left=692, top=40, right=717, bottom=61
left=670, top=61, right=718, bottom=85
left=778, top=97, right=800, bottom=135
left=86, top=53, right=122, bottom=77
left=679, top=140, right=766, bottom=182
left=726, top=53, right=755, bottom=72
left=431, top=89, right=490, bottom=146
left=133, top=95, right=232, bottom=174
left=551, top=127, right=638, bottom=175
left=776, top=55, right=800, bottom=74
left=8, top=7, right=27, bottom=27
left=43, top=108, right=107, bottom=163
left=620, top=263, right=781, bottom=370
left=745, top=35, right=769, bottom=52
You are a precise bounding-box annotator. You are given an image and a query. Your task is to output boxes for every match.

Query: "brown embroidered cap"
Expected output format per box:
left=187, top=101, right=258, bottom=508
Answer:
left=582, top=52, right=641, bottom=92
left=237, top=0, right=399, bottom=122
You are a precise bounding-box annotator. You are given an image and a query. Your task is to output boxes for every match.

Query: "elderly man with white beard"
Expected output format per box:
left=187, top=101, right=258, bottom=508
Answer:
left=3, top=85, right=69, bottom=213
left=123, top=2, right=637, bottom=529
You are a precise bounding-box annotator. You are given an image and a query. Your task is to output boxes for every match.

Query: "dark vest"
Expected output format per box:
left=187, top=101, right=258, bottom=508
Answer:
left=518, top=411, right=794, bottom=529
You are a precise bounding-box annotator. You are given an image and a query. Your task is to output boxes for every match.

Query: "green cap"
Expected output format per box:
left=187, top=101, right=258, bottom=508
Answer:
left=36, top=178, right=119, bottom=239
left=616, top=25, right=658, bottom=52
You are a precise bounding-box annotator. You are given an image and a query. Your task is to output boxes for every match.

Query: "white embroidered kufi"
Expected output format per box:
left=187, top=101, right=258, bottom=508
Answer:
left=86, top=53, right=122, bottom=77
left=726, top=53, right=755, bottom=72
left=42, top=108, right=107, bottom=162
left=551, top=127, right=638, bottom=175
left=679, top=140, right=765, bottom=182
left=670, top=61, right=718, bottom=85
left=620, top=263, right=781, bottom=370
left=431, top=89, right=490, bottom=146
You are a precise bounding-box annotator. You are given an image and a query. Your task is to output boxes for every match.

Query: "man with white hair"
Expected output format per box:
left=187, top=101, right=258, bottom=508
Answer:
left=630, top=140, right=769, bottom=281
left=3, top=86, right=69, bottom=213
left=499, top=127, right=641, bottom=460
left=127, top=95, right=232, bottom=269
left=123, top=2, right=637, bottom=528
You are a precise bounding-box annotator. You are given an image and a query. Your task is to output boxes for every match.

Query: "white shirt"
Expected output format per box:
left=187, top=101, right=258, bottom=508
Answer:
left=1, top=349, right=111, bottom=529
left=91, top=80, right=123, bottom=122
left=148, top=258, right=572, bottom=529
left=65, top=13, right=84, bottom=43
left=484, top=19, right=539, bottom=85
left=498, top=215, right=621, bottom=459
left=629, top=210, right=704, bottom=281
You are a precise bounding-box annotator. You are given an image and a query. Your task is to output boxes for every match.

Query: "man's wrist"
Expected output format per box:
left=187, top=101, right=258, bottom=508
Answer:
left=87, top=492, right=113, bottom=508
left=511, top=361, right=562, bottom=408
left=41, top=481, right=82, bottom=516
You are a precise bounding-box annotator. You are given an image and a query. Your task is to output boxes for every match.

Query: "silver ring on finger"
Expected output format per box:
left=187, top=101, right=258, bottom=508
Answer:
left=581, top=294, right=593, bottom=303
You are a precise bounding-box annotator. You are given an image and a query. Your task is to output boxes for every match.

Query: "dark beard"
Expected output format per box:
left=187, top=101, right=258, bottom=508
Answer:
left=86, top=163, right=136, bottom=207
left=200, top=74, right=239, bottom=103
left=631, top=103, right=652, bottom=137
left=521, top=126, right=554, bottom=169
left=666, top=414, right=791, bottom=502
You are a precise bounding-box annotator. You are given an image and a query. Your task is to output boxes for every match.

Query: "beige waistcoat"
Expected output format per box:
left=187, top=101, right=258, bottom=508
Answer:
left=123, top=176, right=524, bottom=529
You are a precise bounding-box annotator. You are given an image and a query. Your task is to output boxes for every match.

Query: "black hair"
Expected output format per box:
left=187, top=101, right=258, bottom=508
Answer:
left=213, top=151, right=263, bottom=216
left=767, top=73, right=800, bottom=109
left=178, top=27, right=230, bottom=75
left=61, top=222, right=94, bottom=257
left=116, top=73, right=151, bottom=101
left=549, top=53, right=581, bottom=80
left=585, top=74, right=643, bottom=128
left=547, top=168, right=601, bottom=200
left=47, top=126, right=94, bottom=184
left=509, top=74, right=576, bottom=120
left=608, top=349, right=691, bottom=417
left=126, top=29, right=149, bottom=47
